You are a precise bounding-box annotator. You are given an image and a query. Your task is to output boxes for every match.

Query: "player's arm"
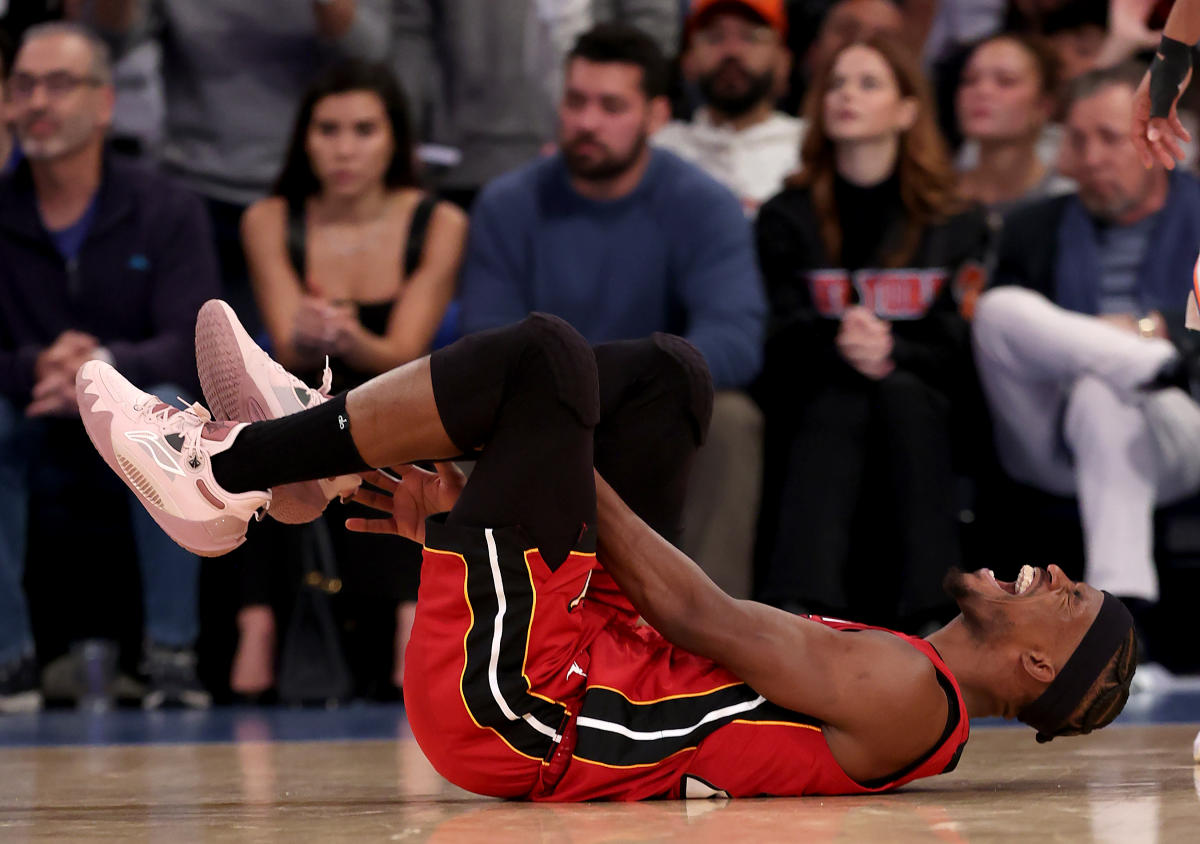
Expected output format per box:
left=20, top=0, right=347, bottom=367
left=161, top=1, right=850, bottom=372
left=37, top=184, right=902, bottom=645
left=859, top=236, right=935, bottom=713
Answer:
left=593, top=473, right=946, bottom=779
left=1165, top=0, right=1200, bottom=43
left=1134, top=0, right=1200, bottom=168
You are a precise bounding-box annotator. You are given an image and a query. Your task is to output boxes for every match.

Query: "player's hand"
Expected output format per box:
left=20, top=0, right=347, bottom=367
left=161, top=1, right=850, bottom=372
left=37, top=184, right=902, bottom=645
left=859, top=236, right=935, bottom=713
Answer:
left=345, top=463, right=466, bottom=544
left=1133, top=65, right=1192, bottom=170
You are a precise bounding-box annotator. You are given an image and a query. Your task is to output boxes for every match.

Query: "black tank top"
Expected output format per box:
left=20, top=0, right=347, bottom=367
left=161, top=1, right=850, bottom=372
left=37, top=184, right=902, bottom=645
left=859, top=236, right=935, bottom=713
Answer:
left=285, top=194, right=438, bottom=393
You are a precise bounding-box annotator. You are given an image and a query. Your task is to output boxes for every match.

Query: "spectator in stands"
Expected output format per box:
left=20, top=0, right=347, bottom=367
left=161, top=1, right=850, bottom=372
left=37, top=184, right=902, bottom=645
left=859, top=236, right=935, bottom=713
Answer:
left=804, top=0, right=904, bottom=93
left=1032, top=0, right=1160, bottom=82
left=956, top=34, right=1073, bottom=217
left=654, top=0, right=789, bottom=595
left=755, top=34, right=988, bottom=630
left=785, top=0, right=936, bottom=116
left=83, top=0, right=391, bottom=336
left=0, top=23, right=219, bottom=711
left=237, top=60, right=466, bottom=698
left=391, top=0, right=680, bottom=209
left=459, top=24, right=766, bottom=597
left=655, top=0, right=799, bottom=218
left=972, top=62, right=1200, bottom=639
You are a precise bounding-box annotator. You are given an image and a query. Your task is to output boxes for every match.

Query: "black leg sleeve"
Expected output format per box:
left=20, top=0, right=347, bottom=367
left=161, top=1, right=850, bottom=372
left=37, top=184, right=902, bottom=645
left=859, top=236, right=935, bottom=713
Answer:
left=592, top=334, right=712, bottom=544
left=431, top=314, right=599, bottom=570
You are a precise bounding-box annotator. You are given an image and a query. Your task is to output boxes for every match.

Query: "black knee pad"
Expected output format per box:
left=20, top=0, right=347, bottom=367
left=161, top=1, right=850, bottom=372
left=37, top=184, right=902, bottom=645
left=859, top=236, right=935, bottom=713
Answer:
left=650, top=333, right=714, bottom=445
left=512, top=313, right=601, bottom=428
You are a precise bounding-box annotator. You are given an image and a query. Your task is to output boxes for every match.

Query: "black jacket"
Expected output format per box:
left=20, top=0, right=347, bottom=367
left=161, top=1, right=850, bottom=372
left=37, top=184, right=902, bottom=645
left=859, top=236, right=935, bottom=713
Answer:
left=0, top=153, right=221, bottom=404
left=755, top=184, right=988, bottom=400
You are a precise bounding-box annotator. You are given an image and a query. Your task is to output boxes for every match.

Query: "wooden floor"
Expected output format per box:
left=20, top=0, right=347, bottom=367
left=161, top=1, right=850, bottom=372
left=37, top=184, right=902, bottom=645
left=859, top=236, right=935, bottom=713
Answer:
left=0, top=724, right=1196, bottom=842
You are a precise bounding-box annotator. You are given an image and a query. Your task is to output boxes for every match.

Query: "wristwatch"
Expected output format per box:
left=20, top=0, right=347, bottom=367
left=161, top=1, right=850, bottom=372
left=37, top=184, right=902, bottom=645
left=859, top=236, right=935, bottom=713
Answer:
left=1138, top=315, right=1158, bottom=339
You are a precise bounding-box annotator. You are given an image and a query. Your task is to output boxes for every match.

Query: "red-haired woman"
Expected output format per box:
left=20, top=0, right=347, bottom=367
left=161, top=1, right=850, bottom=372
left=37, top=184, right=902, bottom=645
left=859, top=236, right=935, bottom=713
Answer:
left=755, top=34, right=988, bottom=630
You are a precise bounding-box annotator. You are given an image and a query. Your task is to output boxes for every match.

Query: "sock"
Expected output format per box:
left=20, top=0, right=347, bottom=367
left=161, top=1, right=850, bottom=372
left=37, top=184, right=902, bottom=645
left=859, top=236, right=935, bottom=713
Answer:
left=210, top=393, right=371, bottom=493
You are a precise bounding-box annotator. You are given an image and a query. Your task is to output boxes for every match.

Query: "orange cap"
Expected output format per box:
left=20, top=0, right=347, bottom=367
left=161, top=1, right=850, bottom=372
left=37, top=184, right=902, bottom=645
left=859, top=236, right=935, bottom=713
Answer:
left=688, top=0, right=788, bottom=38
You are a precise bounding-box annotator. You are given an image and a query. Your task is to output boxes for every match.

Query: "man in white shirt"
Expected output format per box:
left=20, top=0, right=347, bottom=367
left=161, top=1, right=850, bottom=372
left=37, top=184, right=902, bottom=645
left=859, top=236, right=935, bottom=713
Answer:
left=654, top=0, right=799, bottom=218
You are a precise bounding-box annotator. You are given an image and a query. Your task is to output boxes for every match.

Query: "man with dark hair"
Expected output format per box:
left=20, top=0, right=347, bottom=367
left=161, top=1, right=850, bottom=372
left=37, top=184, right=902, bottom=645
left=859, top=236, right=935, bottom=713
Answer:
left=390, top=0, right=680, bottom=209
left=0, top=23, right=219, bottom=711
left=458, top=23, right=765, bottom=598
left=973, top=62, right=1200, bottom=655
left=460, top=23, right=763, bottom=393
left=75, top=299, right=1136, bottom=799
left=655, top=0, right=799, bottom=217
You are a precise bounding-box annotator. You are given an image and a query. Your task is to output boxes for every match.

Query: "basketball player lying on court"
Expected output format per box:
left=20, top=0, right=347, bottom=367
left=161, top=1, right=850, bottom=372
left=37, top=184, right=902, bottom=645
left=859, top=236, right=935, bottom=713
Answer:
left=74, top=303, right=1137, bottom=801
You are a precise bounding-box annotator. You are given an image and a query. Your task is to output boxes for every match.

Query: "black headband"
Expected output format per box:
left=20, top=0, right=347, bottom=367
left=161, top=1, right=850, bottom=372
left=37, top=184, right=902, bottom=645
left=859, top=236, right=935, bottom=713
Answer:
left=1019, top=591, right=1134, bottom=743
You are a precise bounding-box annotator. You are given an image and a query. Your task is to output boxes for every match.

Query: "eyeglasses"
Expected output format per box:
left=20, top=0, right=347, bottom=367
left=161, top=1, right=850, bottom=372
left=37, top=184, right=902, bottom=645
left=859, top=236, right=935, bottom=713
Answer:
left=7, top=71, right=104, bottom=102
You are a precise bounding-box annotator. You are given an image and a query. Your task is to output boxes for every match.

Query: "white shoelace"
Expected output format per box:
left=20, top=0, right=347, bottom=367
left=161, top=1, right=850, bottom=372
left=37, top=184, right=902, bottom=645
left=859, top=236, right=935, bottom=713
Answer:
left=134, top=398, right=213, bottom=470
left=267, top=356, right=333, bottom=404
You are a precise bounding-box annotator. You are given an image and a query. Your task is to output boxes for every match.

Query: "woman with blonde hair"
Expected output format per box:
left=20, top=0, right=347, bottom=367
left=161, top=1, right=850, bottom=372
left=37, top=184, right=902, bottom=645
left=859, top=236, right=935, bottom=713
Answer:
left=755, top=33, right=988, bottom=631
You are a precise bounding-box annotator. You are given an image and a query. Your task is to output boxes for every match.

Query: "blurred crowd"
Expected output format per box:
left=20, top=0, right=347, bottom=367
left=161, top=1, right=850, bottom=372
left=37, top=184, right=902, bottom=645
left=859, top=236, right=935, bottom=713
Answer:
left=2, top=0, right=1199, bottom=713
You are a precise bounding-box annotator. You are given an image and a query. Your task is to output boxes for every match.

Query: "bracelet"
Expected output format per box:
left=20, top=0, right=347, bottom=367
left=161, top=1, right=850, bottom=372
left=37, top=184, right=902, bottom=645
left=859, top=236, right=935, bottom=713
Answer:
left=1149, top=35, right=1193, bottom=118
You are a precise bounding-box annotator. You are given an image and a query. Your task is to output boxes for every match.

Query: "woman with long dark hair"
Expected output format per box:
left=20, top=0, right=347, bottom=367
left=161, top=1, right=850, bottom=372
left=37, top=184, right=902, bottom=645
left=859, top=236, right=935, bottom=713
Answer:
left=235, top=60, right=466, bottom=698
left=755, top=34, right=988, bottom=631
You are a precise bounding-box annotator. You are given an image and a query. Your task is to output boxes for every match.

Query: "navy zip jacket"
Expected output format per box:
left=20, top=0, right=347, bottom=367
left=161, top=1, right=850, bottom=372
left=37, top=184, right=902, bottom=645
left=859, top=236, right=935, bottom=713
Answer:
left=0, top=153, right=220, bottom=406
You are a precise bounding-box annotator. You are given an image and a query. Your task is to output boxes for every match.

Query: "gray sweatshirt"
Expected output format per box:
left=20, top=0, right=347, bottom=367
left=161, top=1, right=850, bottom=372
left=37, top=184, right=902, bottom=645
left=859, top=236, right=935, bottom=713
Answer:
left=392, top=0, right=679, bottom=192
left=92, top=0, right=391, bottom=205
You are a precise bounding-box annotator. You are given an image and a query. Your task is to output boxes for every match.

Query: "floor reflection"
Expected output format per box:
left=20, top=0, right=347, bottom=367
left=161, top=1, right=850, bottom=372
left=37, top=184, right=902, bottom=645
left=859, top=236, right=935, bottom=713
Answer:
left=0, top=720, right=1196, bottom=842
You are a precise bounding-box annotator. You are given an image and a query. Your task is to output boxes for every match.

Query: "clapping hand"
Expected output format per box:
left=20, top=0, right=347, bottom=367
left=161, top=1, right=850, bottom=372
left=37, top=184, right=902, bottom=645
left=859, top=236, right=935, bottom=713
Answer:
left=345, top=464, right=467, bottom=545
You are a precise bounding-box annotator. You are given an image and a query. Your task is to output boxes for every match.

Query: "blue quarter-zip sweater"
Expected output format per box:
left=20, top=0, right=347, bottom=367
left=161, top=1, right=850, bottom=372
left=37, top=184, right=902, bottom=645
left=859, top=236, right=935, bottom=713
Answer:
left=459, top=150, right=767, bottom=389
left=0, top=153, right=221, bottom=405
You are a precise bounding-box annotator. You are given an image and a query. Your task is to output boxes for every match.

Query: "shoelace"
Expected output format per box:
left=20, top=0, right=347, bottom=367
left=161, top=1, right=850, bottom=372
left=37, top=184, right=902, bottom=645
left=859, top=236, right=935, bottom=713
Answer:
left=129, top=395, right=272, bottom=518
left=267, top=356, right=333, bottom=404
left=134, top=397, right=214, bottom=470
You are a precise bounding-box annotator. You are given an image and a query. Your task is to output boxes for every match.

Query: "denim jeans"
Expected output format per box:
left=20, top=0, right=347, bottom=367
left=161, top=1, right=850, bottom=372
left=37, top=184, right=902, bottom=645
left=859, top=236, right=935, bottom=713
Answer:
left=0, top=388, right=200, bottom=664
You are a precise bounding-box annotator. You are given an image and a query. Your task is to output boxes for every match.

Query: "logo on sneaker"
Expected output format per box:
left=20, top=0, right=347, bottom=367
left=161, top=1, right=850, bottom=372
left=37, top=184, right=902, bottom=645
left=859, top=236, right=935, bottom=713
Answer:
left=124, top=431, right=185, bottom=476
left=338, top=414, right=347, bottom=430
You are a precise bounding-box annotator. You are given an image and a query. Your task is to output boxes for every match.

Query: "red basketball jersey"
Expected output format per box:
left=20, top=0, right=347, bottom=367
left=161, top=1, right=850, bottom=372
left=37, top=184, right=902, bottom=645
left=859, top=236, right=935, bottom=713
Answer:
left=404, top=518, right=970, bottom=802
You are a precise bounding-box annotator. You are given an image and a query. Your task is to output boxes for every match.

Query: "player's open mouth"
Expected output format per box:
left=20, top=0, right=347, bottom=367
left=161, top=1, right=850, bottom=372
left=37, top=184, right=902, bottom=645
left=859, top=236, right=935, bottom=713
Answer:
left=983, top=565, right=1039, bottom=596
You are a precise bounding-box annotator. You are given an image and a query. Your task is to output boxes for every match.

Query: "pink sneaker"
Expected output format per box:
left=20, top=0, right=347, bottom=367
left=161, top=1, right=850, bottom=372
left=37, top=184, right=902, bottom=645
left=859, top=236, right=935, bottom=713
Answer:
left=194, top=299, right=361, bottom=524
left=76, top=360, right=271, bottom=557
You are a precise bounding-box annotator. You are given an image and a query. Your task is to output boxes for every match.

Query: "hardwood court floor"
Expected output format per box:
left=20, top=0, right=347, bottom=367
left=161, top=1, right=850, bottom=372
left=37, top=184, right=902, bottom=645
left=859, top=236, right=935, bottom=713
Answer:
left=0, top=723, right=1196, bottom=842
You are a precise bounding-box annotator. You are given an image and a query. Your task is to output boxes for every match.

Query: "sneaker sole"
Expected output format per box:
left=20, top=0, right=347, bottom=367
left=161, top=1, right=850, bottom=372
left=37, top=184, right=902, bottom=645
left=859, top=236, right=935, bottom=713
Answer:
left=76, top=365, right=254, bottom=558
left=195, top=300, right=333, bottom=524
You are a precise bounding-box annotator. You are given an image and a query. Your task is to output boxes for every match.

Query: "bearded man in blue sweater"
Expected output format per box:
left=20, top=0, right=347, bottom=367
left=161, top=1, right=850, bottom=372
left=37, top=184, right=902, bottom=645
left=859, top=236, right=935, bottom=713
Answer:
left=460, top=24, right=767, bottom=598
